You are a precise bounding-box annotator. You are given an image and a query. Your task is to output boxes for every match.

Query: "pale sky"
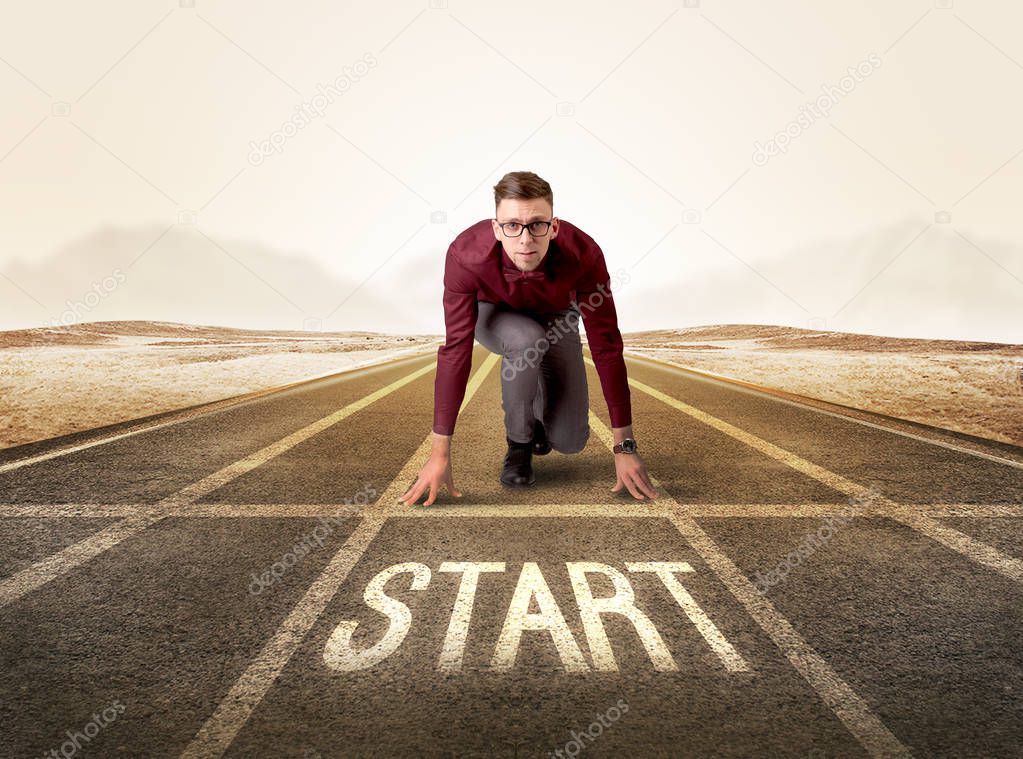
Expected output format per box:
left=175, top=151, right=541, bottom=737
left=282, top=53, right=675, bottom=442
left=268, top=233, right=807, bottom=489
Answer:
left=1, top=0, right=1021, bottom=342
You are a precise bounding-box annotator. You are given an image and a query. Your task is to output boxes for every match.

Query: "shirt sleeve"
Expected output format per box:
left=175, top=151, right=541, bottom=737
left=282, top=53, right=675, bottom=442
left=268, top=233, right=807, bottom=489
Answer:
left=432, top=247, right=478, bottom=436
left=573, top=241, right=632, bottom=429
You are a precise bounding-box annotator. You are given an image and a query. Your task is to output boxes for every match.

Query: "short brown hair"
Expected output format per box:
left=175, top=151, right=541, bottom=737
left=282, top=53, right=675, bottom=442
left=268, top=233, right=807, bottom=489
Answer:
left=493, top=171, right=553, bottom=212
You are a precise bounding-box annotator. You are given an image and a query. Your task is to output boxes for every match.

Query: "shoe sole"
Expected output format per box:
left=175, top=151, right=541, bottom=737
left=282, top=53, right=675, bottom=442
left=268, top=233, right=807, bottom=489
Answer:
left=500, top=473, right=535, bottom=487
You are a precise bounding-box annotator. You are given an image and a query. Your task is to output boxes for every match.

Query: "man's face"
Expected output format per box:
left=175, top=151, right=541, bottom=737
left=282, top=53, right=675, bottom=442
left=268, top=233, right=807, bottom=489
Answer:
left=491, top=198, right=559, bottom=272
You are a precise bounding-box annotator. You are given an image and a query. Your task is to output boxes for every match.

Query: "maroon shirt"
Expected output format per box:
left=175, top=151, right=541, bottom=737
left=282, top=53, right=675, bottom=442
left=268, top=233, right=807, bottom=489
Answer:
left=433, top=218, right=632, bottom=436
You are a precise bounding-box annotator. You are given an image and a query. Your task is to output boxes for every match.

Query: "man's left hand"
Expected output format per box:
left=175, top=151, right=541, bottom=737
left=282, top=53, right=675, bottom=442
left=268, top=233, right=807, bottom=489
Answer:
left=611, top=452, right=658, bottom=500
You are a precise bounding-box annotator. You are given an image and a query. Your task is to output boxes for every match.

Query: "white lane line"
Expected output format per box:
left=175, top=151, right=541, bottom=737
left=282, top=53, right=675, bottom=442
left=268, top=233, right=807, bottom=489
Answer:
left=3, top=502, right=1022, bottom=519
left=180, top=353, right=500, bottom=759
left=607, top=360, right=1023, bottom=585
left=180, top=515, right=386, bottom=759
left=670, top=511, right=911, bottom=757
left=625, top=351, right=1023, bottom=471
left=0, top=361, right=439, bottom=608
left=0, top=346, right=439, bottom=475
left=587, top=412, right=912, bottom=758
left=892, top=508, right=1023, bottom=581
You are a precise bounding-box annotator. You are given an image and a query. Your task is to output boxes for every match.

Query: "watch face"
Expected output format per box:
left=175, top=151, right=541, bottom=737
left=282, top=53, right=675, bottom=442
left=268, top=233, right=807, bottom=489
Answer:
left=622, top=439, right=637, bottom=453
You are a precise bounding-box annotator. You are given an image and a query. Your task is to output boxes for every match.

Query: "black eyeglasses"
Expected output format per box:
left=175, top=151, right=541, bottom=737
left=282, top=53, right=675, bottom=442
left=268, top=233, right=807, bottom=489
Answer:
left=495, top=218, right=554, bottom=238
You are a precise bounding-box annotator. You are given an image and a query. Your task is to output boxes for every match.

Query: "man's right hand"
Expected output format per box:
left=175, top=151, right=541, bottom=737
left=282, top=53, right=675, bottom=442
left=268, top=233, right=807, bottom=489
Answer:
left=397, top=434, right=462, bottom=507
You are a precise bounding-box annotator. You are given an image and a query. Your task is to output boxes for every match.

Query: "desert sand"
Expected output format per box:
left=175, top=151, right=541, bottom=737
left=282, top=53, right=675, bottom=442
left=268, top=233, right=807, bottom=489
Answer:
left=0, top=321, right=439, bottom=450
left=1, top=321, right=1019, bottom=452
left=624, top=325, right=1023, bottom=447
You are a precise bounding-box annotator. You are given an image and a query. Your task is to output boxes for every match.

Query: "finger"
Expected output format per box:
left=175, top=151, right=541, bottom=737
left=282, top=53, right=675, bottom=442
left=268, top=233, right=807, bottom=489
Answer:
left=399, top=480, right=423, bottom=506
left=445, top=470, right=462, bottom=498
left=424, top=480, right=439, bottom=507
left=637, top=472, right=658, bottom=499
left=623, top=474, right=645, bottom=500
left=611, top=475, right=623, bottom=493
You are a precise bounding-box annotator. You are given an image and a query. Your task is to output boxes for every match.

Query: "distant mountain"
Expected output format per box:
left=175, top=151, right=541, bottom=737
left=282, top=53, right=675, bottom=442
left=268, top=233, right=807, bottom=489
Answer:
left=626, top=217, right=1023, bottom=345
left=0, top=225, right=409, bottom=333
left=2, top=216, right=1020, bottom=343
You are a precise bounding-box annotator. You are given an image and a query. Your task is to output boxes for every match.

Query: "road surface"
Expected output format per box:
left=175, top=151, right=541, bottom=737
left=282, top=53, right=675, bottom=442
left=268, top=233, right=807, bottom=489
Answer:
left=0, top=346, right=1021, bottom=758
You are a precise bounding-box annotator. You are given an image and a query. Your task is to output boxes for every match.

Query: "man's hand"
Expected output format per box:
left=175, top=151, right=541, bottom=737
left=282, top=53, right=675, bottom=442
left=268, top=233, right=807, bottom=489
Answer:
left=611, top=451, right=657, bottom=500
left=398, top=433, right=462, bottom=507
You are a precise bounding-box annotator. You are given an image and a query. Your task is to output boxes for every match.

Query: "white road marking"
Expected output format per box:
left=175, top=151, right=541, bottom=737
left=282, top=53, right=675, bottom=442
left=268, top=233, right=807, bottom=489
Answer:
left=567, top=561, right=679, bottom=672
left=625, top=351, right=1023, bottom=470
left=667, top=510, right=911, bottom=758
left=607, top=361, right=1023, bottom=585
left=491, top=561, right=589, bottom=673
left=180, top=353, right=500, bottom=759
left=2, top=502, right=1021, bottom=519
left=626, top=561, right=750, bottom=673
left=437, top=562, right=506, bottom=672
left=588, top=412, right=912, bottom=758
left=0, top=346, right=439, bottom=475
left=323, top=561, right=431, bottom=671
left=0, top=360, right=439, bottom=608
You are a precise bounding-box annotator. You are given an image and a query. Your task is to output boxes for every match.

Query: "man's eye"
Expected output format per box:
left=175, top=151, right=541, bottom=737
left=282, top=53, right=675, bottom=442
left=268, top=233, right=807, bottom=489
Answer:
left=505, top=223, right=521, bottom=231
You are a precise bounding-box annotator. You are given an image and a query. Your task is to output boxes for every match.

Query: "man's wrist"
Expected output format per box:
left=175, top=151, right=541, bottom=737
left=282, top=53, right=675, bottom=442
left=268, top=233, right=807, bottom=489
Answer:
left=611, top=425, right=634, bottom=445
left=431, top=432, right=452, bottom=456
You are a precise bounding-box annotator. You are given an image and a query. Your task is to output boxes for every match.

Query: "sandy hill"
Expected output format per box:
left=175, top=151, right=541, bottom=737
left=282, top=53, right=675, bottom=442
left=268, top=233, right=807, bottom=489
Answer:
left=626, top=324, right=1023, bottom=354
left=0, top=320, right=436, bottom=349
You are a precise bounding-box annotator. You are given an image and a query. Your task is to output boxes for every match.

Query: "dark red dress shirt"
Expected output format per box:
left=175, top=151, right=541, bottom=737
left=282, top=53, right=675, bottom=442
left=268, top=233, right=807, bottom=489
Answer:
left=433, top=218, right=632, bottom=436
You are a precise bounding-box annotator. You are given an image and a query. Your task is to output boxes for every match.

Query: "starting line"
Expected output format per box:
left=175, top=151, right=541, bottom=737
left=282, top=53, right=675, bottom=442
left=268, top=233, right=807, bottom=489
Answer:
left=1, top=502, right=1019, bottom=518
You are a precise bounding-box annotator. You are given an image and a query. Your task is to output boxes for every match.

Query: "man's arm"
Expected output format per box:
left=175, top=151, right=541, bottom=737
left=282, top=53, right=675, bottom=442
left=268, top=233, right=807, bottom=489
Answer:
left=432, top=247, right=478, bottom=439
left=399, top=247, right=476, bottom=506
left=573, top=242, right=655, bottom=500
left=573, top=241, right=631, bottom=431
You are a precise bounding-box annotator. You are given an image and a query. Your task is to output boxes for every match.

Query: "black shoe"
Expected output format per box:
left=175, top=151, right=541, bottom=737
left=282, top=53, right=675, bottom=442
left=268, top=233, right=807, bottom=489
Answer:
left=500, top=437, right=535, bottom=487
left=532, top=420, right=552, bottom=456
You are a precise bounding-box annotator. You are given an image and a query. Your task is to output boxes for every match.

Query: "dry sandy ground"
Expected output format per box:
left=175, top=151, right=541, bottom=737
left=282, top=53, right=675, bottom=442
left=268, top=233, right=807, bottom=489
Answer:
left=624, top=325, right=1023, bottom=447
left=0, top=321, right=439, bottom=450
left=2, top=321, right=1019, bottom=452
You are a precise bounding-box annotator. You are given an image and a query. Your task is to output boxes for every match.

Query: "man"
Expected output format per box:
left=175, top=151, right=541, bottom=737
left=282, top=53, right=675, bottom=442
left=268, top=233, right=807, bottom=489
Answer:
left=399, top=171, right=656, bottom=506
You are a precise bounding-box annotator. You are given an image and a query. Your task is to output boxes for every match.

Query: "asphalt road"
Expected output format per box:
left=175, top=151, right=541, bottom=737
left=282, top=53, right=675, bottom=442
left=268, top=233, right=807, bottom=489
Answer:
left=0, top=346, right=1021, bottom=759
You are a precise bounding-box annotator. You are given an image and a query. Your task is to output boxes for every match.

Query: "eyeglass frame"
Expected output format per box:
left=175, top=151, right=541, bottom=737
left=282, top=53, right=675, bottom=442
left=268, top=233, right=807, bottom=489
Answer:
left=494, top=217, right=556, bottom=238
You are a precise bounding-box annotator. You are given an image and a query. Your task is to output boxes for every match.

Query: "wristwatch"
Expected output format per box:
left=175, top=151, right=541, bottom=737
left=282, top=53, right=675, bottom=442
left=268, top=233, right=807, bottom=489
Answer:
left=613, top=438, right=638, bottom=454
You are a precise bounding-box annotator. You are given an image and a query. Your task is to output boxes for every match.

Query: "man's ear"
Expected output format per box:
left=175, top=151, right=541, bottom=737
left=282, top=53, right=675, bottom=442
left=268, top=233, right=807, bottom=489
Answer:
left=550, top=217, right=559, bottom=240
left=491, top=219, right=501, bottom=241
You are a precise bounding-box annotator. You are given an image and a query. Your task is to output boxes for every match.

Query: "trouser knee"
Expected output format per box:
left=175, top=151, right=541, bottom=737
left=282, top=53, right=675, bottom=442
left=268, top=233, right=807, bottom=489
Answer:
left=550, top=423, right=589, bottom=454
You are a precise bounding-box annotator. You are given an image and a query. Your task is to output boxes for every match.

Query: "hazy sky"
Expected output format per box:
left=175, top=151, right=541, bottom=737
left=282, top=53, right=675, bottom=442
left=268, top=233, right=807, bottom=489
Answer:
left=1, top=0, right=1021, bottom=342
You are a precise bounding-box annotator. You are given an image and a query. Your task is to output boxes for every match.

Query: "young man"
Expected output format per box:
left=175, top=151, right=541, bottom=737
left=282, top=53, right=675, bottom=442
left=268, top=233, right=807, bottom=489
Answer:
left=398, top=171, right=656, bottom=506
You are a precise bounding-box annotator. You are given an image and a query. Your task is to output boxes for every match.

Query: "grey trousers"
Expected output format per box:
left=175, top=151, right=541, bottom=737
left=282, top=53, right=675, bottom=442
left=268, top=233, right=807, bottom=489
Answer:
left=474, top=300, right=590, bottom=453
